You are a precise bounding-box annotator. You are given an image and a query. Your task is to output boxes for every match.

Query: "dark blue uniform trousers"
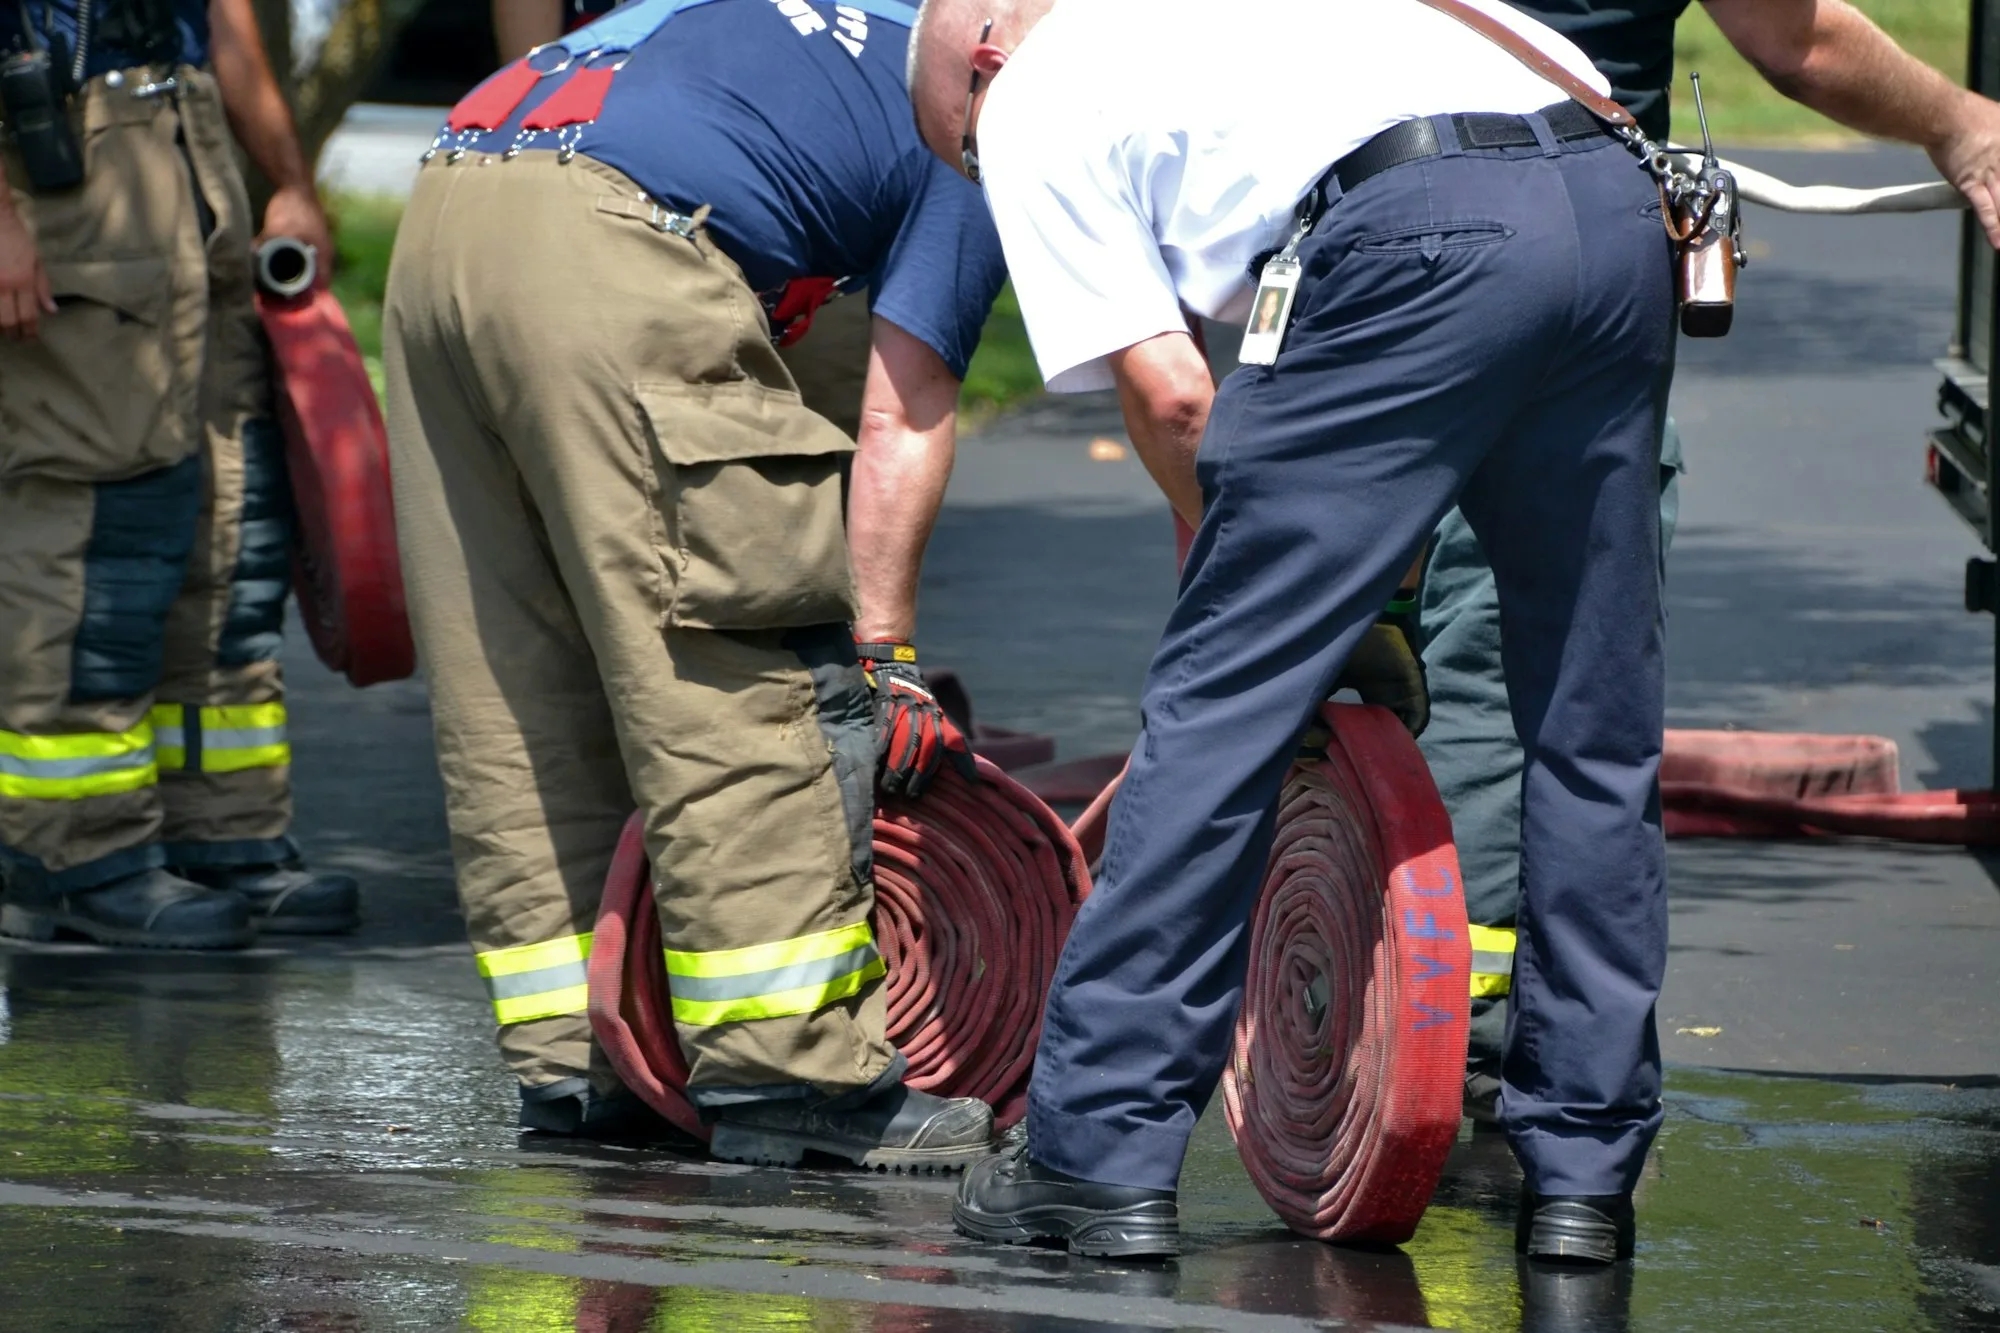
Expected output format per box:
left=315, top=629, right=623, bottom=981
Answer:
left=1025, top=125, right=1676, bottom=1200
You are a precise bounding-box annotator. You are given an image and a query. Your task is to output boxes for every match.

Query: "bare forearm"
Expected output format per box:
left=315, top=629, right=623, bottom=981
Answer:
left=208, top=0, right=312, bottom=191
left=1109, top=331, right=1212, bottom=526
left=1705, top=0, right=1968, bottom=148
left=846, top=316, right=962, bottom=643
left=494, top=0, right=564, bottom=62
left=849, top=418, right=954, bottom=642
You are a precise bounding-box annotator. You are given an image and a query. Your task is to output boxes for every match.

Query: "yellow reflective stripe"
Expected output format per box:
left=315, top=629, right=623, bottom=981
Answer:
left=670, top=954, right=886, bottom=1027
left=492, top=984, right=590, bottom=1026
left=478, top=933, right=594, bottom=978
left=1469, top=923, right=1516, bottom=999
left=201, top=703, right=286, bottom=731
left=477, top=934, right=594, bottom=1027
left=664, top=921, right=876, bottom=981
left=0, top=723, right=157, bottom=800
left=149, top=705, right=187, bottom=770
left=0, top=763, right=158, bottom=801
left=201, top=744, right=290, bottom=774
left=0, top=724, right=152, bottom=760
left=197, top=703, right=289, bottom=774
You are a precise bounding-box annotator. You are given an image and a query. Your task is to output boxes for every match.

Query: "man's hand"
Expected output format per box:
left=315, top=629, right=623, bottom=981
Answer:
left=1705, top=0, right=2000, bottom=246
left=1931, top=93, right=2000, bottom=249
left=857, top=640, right=977, bottom=798
left=0, top=203, right=56, bottom=340
left=1334, top=590, right=1429, bottom=737
left=259, top=183, right=334, bottom=284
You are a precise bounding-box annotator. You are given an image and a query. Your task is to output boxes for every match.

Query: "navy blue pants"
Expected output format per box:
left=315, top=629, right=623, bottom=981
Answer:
left=1026, top=124, right=1675, bottom=1199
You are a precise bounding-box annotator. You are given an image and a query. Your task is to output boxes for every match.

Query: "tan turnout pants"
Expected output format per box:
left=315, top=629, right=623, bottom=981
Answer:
left=0, top=68, right=293, bottom=896
left=383, top=150, right=892, bottom=1102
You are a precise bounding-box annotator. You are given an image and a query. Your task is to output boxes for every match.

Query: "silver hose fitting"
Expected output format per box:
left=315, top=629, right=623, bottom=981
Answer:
left=255, top=236, right=318, bottom=300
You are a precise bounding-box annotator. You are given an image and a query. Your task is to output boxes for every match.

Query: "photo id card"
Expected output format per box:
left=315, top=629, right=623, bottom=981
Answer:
left=1238, top=257, right=1301, bottom=366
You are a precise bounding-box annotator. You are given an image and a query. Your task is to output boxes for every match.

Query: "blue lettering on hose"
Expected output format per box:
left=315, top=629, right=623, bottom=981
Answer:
left=1403, top=866, right=1456, bottom=898
left=1412, top=954, right=1454, bottom=982
left=1402, top=910, right=1456, bottom=941
left=1411, top=1001, right=1456, bottom=1031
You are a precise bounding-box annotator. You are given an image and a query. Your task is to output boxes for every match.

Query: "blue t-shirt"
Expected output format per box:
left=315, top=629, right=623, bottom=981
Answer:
left=1, top=0, right=207, bottom=77
left=451, top=0, right=1005, bottom=380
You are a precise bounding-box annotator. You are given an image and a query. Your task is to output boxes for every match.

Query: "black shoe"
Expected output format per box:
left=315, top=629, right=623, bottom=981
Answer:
left=178, top=860, right=360, bottom=935
left=0, top=867, right=253, bottom=950
left=952, top=1140, right=1180, bottom=1258
left=710, top=1081, right=993, bottom=1174
left=1518, top=1252, right=1634, bottom=1331
left=1516, top=1189, right=1635, bottom=1264
left=518, top=1078, right=698, bottom=1146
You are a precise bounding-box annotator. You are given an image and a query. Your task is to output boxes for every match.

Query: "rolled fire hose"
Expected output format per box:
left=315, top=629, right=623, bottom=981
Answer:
left=1063, top=705, right=1469, bottom=1243
left=1218, top=703, right=1470, bottom=1244
left=588, top=756, right=1091, bottom=1141
left=253, top=236, right=415, bottom=687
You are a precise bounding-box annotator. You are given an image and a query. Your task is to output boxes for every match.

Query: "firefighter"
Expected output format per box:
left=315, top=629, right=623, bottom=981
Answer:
left=0, top=0, right=361, bottom=947
left=1439, top=0, right=2000, bottom=1123
left=381, top=0, right=1004, bottom=1162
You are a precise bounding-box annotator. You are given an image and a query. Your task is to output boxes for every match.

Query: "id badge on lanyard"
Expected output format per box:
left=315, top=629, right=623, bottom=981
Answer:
left=1238, top=191, right=1319, bottom=367
left=1237, top=255, right=1301, bottom=366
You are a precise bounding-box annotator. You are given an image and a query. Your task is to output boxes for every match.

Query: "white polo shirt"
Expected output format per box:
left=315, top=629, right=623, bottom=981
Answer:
left=974, top=0, right=1611, bottom=392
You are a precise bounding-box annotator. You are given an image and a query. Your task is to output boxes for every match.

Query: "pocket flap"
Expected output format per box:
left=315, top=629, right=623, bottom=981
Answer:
left=43, top=257, right=172, bottom=327
left=636, top=379, right=856, bottom=466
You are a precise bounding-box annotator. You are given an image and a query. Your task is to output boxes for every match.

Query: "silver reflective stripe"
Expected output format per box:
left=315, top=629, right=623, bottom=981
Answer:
left=203, top=725, right=287, bottom=751
left=0, top=749, right=152, bottom=779
left=153, top=726, right=186, bottom=749
left=668, top=943, right=881, bottom=1003
left=483, top=959, right=591, bottom=1002
left=1472, top=950, right=1514, bottom=978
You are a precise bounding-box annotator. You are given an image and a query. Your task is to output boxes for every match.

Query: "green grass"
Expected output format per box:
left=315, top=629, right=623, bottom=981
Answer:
left=1672, top=0, right=1969, bottom=144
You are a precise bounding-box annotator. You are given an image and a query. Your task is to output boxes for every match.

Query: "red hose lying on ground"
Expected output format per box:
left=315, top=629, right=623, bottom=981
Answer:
left=1220, top=703, right=1471, bottom=1243
left=1659, top=729, right=2000, bottom=843
left=587, top=757, right=1091, bottom=1141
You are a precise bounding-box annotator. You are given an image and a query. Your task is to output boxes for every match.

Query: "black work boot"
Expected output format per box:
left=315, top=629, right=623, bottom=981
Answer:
left=518, top=1078, right=698, bottom=1146
left=178, top=860, right=360, bottom=935
left=953, top=1140, right=1180, bottom=1258
left=1516, top=1189, right=1635, bottom=1264
left=0, top=867, right=253, bottom=950
left=709, top=1081, right=993, bottom=1174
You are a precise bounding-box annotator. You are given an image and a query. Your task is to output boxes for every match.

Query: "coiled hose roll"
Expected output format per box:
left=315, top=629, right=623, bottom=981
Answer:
left=588, top=757, right=1090, bottom=1140
left=1219, top=703, right=1470, bottom=1243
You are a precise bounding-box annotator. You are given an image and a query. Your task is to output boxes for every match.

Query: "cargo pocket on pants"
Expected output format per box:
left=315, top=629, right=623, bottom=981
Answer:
left=0, top=256, right=180, bottom=481
left=636, top=379, right=857, bottom=630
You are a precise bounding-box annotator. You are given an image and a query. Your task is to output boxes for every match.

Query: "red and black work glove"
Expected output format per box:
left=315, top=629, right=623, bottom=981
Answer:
left=856, top=640, right=979, bottom=798
left=1333, top=589, right=1430, bottom=737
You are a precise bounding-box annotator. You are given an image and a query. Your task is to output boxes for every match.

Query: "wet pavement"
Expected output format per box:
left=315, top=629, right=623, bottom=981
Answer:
left=4, top=145, right=2000, bottom=1331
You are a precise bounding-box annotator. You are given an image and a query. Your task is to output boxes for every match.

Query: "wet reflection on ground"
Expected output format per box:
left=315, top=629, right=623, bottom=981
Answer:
left=1, top=946, right=1996, bottom=1331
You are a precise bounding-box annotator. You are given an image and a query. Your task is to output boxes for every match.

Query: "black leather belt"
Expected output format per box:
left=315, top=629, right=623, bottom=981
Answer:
left=1333, top=100, right=1609, bottom=196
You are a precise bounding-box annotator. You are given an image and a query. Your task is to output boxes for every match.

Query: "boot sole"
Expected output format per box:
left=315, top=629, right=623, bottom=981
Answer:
left=1521, top=1209, right=1629, bottom=1264
left=708, top=1122, right=989, bottom=1175
left=952, top=1197, right=1181, bottom=1259
left=0, top=903, right=254, bottom=951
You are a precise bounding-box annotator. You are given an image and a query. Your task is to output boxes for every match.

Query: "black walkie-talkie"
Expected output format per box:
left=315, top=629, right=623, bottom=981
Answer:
left=1, top=0, right=83, bottom=191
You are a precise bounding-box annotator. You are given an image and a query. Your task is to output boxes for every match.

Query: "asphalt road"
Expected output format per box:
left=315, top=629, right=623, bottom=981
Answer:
left=1, top=144, right=1997, bottom=1332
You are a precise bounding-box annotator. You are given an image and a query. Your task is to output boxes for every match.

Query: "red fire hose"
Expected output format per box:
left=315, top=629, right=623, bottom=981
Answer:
left=588, top=756, right=1090, bottom=1140
left=1219, top=703, right=1469, bottom=1243
left=1659, top=729, right=2000, bottom=843
left=257, top=285, right=415, bottom=687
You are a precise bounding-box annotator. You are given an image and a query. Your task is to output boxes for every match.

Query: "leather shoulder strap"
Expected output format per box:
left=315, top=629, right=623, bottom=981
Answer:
left=1412, top=0, right=1637, bottom=131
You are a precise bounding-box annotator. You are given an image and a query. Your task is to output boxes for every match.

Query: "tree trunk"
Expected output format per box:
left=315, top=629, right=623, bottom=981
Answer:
left=289, top=0, right=431, bottom=168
